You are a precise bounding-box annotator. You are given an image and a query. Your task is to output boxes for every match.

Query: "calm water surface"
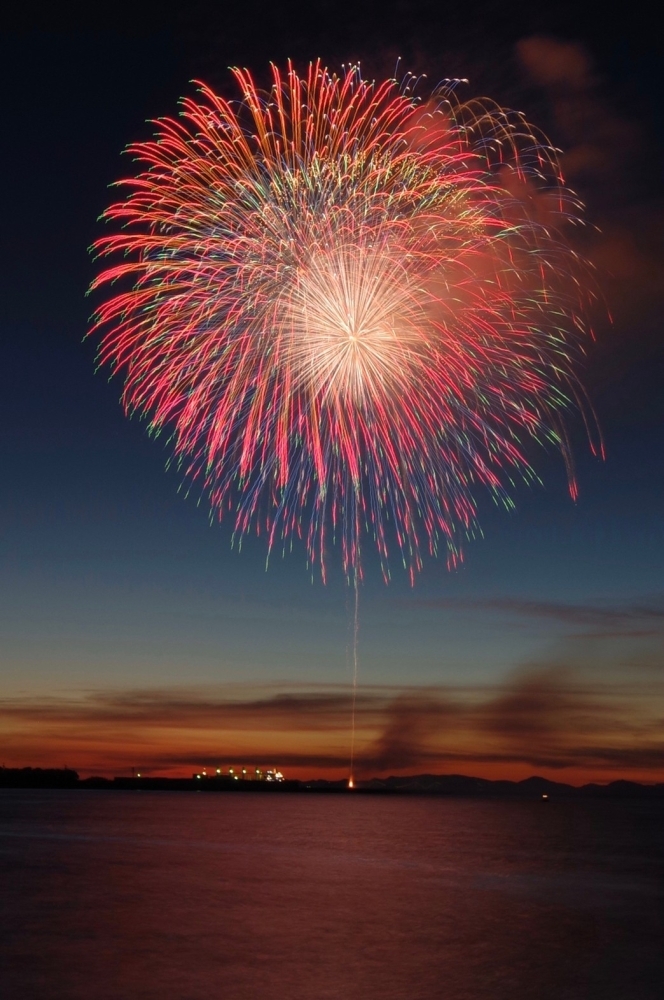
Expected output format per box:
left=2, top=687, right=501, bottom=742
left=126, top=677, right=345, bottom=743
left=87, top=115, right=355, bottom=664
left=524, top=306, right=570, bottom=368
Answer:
left=1, top=790, right=662, bottom=999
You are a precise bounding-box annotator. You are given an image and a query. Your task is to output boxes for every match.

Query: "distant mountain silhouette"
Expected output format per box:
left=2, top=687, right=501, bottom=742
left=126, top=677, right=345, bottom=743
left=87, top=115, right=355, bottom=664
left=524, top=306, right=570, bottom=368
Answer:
left=356, top=773, right=664, bottom=798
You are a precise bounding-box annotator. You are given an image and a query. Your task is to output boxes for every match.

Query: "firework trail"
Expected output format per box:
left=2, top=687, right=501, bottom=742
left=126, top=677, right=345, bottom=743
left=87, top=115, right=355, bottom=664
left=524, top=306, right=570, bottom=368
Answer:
left=90, top=63, right=598, bottom=784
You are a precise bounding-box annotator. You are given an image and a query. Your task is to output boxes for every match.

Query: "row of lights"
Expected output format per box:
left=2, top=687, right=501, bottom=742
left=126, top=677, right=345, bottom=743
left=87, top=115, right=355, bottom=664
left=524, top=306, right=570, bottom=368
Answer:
left=194, top=767, right=284, bottom=782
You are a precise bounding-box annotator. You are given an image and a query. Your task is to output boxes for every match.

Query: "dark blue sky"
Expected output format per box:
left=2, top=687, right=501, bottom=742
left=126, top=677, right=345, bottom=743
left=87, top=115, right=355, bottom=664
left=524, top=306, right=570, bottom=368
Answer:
left=1, top=1, right=663, bottom=779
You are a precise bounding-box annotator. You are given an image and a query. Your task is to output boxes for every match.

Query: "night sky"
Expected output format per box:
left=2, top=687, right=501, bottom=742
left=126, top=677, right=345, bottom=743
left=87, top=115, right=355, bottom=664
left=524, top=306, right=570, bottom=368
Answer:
left=1, top=0, right=663, bottom=781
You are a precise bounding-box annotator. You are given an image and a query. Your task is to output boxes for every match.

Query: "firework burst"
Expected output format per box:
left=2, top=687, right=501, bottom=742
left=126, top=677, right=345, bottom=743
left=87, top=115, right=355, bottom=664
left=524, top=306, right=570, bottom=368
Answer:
left=90, top=62, right=597, bottom=583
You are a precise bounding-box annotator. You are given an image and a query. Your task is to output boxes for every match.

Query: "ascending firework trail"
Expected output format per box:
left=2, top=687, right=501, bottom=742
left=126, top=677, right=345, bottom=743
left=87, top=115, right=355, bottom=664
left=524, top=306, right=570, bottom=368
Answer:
left=90, top=63, right=599, bottom=786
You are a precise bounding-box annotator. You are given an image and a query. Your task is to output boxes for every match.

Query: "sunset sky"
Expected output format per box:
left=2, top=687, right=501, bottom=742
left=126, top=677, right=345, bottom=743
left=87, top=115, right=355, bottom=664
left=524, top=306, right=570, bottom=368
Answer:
left=1, top=0, right=663, bottom=783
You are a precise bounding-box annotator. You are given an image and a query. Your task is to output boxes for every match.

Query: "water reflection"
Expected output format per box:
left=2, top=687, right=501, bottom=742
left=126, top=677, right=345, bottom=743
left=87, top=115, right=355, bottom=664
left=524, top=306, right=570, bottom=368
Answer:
left=1, top=791, right=662, bottom=999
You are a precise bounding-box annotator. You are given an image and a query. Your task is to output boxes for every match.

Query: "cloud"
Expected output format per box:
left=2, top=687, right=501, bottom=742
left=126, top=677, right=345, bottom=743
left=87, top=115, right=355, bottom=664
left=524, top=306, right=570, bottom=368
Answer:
left=360, top=692, right=459, bottom=773
left=4, top=666, right=661, bottom=782
left=411, top=595, right=664, bottom=638
left=0, top=687, right=360, bottom=732
left=517, top=37, right=592, bottom=91
left=515, top=34, right=664, bottom=351
left=477, top=667, right=581, bottom=740
left=360, top=666, right=664, bottom=776
left=516, top=36, right=641, bottom=195
left=471, top=666, right=617, bottom=769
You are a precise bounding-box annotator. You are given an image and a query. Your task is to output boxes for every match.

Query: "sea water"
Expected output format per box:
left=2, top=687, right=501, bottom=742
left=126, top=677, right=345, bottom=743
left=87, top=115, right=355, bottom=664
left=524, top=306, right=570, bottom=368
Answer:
left=1, top=790, right=662, bottom=999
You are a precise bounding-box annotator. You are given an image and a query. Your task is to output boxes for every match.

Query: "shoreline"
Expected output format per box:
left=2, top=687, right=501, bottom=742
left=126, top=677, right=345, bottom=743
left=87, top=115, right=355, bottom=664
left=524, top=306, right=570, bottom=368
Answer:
left=2, top=768, right=663, bottom=798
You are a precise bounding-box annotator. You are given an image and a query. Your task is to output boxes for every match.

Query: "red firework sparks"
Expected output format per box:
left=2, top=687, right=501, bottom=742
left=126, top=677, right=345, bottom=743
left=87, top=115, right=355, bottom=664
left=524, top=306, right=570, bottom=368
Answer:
left=90, top=61, right=599, bottom=583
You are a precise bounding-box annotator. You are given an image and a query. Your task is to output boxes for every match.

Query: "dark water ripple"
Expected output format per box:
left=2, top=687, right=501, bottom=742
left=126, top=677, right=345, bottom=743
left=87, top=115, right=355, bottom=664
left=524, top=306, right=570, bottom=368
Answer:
left=1, top=790, right=663, bottom=999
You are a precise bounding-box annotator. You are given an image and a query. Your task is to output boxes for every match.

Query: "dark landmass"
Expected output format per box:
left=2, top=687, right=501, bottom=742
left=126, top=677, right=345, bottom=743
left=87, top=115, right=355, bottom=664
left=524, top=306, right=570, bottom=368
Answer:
left=2, top=767, right=663, bottom=798
left=0, top=767, right=80, bottom=789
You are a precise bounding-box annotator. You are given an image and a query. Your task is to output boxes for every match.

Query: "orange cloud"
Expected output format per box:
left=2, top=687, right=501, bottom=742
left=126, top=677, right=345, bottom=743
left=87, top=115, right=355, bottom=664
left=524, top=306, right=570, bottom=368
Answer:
left=1, top=666, right=662, bottom=785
